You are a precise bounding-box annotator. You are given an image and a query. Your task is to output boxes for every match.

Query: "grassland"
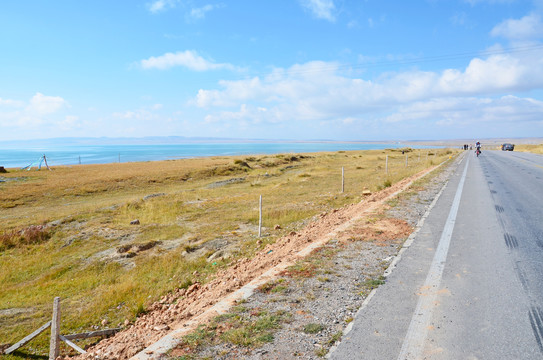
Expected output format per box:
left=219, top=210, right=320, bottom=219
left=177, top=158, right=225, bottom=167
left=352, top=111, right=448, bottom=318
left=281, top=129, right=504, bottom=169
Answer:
left=0, top=148, right=457, bottom=358
left=515, top=143, right=543, bottom=154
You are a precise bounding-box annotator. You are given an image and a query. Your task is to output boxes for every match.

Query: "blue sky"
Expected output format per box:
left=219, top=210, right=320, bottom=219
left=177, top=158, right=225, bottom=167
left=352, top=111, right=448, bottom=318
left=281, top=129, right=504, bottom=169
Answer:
left=1, top=0, right=543, bottom=142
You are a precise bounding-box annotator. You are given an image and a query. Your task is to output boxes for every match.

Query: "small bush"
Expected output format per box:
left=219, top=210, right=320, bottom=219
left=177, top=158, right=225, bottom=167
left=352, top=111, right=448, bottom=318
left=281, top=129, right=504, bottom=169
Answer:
left=0, top=225, right=51, bottom=250
left=234, top=160, right=251, bottom=168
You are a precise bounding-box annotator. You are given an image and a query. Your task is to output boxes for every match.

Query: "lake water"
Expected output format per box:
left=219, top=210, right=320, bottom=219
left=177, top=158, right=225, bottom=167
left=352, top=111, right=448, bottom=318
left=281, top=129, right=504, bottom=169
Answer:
left=0, top=142, right=436, bottom=169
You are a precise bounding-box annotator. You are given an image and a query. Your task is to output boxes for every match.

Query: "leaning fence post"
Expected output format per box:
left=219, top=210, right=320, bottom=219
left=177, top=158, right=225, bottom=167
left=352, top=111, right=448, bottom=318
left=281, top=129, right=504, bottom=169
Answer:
left=258, top=195, right=262, bottom=238
left=49, top=297, right=61, bottom=360
left=341, top=167, right=344, bottom=193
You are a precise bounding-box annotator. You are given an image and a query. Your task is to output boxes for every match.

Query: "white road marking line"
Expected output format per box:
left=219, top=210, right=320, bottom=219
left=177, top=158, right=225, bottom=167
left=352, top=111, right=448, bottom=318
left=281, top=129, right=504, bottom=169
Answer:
left=397, top=155, right=470, bottom=360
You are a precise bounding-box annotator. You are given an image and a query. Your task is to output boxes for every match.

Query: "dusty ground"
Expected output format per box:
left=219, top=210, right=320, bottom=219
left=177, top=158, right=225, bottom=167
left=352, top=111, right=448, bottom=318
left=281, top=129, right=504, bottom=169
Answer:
left=69, top=157, right=458, bottom=360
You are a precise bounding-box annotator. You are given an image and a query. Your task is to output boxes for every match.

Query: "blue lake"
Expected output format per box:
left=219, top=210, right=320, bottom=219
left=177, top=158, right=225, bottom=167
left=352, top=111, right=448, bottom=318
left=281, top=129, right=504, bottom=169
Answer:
left=0, top=142, right=438, bottom=169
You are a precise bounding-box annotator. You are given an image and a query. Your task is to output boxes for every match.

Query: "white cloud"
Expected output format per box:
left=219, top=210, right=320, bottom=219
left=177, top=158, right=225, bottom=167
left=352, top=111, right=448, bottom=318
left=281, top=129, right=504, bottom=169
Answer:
left=0, top=97, right=24, bottom=107
left=491, top=13, right=543, bottom=40
left=112, top=109, right=154, bottom=120
left=190, top=48, right=543, bottom=135
left=0, top=93, right=68, bottom=133
left=147, top=0, right=176, bottom=14
left=57, top=115, right=79, bottom=130
left=140, top=50, right=236, bottom=71
left=465, top=0, right=516, bottom=5
left=26, top=93, right=67, bottom=115
left=347, top=20, right=358, bottom=29
left=385, top=95, right=543, bottom=125
left=450, top=12, right=468, bottom=27
left=300, top=0, right=336, bottom=22
left=190, top=4, right=223, bottom=19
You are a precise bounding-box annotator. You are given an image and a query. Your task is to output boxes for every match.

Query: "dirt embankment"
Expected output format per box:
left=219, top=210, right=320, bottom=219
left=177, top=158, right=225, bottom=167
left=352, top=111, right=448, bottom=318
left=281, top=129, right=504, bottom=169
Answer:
left=71, top=161, right=454, bottom=360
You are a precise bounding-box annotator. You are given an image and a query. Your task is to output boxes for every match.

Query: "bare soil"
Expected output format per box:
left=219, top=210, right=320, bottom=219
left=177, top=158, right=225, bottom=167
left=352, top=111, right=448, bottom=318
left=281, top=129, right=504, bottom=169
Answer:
left=69, top=159, right=457, bottom=360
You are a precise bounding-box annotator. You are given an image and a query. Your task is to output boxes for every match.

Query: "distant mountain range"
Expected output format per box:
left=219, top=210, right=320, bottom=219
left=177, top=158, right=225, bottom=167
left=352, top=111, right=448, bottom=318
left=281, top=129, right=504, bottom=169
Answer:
left=1, top=136, right=541, bottom=147
left=0, top=136, right=394, bottom=147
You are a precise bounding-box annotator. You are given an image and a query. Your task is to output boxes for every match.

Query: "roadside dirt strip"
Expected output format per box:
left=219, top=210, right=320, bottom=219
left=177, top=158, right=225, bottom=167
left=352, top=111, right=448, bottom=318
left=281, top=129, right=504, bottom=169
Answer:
left=74, top=159, right=455, bottom=360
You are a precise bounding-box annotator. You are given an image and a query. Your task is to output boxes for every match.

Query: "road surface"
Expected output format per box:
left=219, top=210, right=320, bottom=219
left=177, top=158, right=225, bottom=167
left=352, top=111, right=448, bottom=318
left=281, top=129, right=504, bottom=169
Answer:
left=330, top=150, right=543, bottom=359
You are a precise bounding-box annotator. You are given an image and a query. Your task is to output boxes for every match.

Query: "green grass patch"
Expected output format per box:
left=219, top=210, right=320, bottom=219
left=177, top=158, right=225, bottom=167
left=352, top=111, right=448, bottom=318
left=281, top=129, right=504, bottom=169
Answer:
left=176, top=308, right=286, bottom=353
left=303, top=323, right=324, bottom=334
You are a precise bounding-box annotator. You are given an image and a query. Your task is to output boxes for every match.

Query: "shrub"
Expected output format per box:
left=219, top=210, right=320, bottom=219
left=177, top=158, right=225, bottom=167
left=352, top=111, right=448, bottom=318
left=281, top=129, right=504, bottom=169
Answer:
left=234, top=160, right=251, bottom=168
left=0, top=225, right=51, bottom=251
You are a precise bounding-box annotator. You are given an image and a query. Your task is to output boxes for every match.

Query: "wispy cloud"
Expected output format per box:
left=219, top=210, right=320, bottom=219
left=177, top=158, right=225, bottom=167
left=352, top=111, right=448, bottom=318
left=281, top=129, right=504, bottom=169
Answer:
left=147, top=0, right=177, bottom=14
left=491, top=13, right=543, bottom=40
left=26, top=93, right=67, bottom=115
left=190, top=4, right=223, bottom=20
left=300, top=0, right=336, bottom=22
left=140, top=50, right=237, bottom=71
left=0, top=97, right=24, bottom=107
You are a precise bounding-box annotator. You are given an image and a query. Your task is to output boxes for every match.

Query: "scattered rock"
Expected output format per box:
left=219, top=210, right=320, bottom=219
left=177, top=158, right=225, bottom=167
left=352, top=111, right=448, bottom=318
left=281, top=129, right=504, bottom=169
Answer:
left=362, top=189, right=372, bottom=196
left=101, top=319, right=109, bottom=326
left=143, top=193, right=166, bottom=201
left=153, top=325, right=170, bottom=331
left=274, top=225, right=282, bottom=230
left=207, top=251, right=223, bottom=262
left=206, top=177, right=246, bottom=189
left=130, top=219, right=140, bottom=225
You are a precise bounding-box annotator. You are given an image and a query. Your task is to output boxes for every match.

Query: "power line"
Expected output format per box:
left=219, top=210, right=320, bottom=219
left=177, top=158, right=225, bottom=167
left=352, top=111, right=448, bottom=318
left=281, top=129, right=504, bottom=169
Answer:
left=182, top=43, right=543, bottom=87
left=272, top=43, right=543, bottom=77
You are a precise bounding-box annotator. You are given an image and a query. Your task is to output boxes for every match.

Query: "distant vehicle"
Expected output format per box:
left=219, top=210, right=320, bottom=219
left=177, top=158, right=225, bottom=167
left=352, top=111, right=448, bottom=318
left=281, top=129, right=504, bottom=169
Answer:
left=501, top=143, right=515, bottom=151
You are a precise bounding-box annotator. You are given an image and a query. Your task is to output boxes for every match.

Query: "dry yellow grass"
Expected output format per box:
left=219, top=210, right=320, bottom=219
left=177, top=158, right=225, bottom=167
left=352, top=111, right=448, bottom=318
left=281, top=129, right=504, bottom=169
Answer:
left=0, top=148, right=458, bottom=357
left=515, top=143, right=543, bottom=154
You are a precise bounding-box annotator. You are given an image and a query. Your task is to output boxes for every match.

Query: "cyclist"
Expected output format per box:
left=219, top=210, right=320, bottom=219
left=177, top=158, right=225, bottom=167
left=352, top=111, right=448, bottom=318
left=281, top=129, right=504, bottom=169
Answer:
left=475, top=141, right=481, bottom=156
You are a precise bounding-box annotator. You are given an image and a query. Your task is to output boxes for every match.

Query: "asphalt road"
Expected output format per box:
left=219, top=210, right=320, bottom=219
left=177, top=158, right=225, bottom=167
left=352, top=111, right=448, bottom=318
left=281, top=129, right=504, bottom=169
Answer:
left=330, top=150, right=543, bottom=360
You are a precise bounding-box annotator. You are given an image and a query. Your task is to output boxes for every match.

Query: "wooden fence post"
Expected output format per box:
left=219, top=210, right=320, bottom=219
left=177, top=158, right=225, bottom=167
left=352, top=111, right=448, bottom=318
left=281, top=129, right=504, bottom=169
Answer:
left=341, top=167, right=344, bottom=193
left=405, top=154, right=408, bottom=167
left=49, top=297, right=61, bottom=360
left=385, top=155, right=388, bottom=175
left=258, top=195, right=262, bottom=238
